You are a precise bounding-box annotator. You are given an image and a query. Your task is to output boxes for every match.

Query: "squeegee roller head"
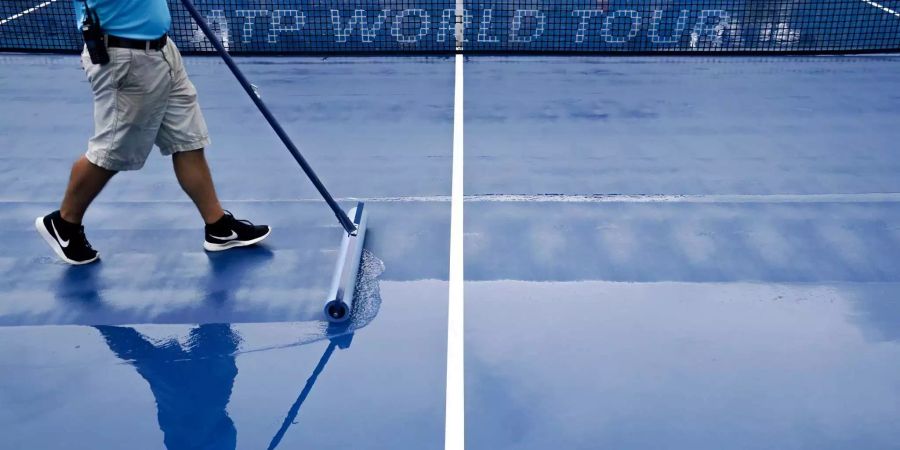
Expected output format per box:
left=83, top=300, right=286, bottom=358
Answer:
left=324, top=202, right=368, bottom=323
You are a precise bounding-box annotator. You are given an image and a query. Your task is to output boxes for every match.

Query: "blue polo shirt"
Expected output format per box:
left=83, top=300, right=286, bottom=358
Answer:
left=73, top=0, right=171, bottom=40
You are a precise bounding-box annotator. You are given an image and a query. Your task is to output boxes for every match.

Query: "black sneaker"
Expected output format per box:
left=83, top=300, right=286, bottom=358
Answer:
left=35, top=211, right=99, bottom=265
left=204, top=211, right=271, bottom=252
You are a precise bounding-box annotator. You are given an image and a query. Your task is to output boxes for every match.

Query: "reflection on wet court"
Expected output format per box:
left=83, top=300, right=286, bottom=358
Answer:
left=0, top=56, right=452, bottom=449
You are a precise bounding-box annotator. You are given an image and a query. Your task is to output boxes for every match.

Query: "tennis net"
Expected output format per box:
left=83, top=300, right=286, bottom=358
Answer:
left=1, top=0, right=899, bottom=55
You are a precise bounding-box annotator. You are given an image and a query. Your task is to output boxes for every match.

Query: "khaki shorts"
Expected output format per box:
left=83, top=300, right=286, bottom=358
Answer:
left=81, top=40, right=210, bottom=171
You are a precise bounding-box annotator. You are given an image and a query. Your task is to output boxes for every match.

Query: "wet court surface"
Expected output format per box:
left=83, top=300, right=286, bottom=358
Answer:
left=2, top=53, right=900, bottom=449
left=0, top=56, right=452, bottom=449
left=464, top=57, right=900, bottom=449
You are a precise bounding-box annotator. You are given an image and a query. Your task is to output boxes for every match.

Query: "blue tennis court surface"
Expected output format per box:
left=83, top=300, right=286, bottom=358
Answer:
left=0, top=55, right=452, bottom=448
left=3, top=4, right=900, bottom=446
left=464, top=56, right=900, bottom=449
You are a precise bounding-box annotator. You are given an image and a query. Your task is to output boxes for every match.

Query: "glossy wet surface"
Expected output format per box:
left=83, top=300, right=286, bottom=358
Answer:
left=3, top=53, right=900, bottom=449
left=465, top=56, right=900, bottom=449
left=0, top=55, right=452, bottom=448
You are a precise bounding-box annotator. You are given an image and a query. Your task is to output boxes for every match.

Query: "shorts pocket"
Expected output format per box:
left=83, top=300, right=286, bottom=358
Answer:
left=113, top=49, right=135, bottom=89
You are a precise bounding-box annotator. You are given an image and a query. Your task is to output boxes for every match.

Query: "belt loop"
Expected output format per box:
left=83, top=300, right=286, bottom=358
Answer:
left=145, top=41, right=150, bottom=51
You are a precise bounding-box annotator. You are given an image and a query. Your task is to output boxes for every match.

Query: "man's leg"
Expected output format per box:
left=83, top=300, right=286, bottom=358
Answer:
left=161, top=42, right=269, bottom=252
left=171, top=148, right=270, bottom=251
left=39, top=46, right=168, bottom=265
left=60, top=155, right=117, bottom=224
left=35, top=155, right=114, bottom=264
left=172, top=148, right=224, bottom=224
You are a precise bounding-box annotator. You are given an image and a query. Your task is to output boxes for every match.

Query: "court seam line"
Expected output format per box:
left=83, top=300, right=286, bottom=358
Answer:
left=860, top=0, right=900, bottom=17
left=445, top=53, right=464, bottom=450
left=0, top=0, right=59, bottom=27
left=6, top=192, right=900, bottom=204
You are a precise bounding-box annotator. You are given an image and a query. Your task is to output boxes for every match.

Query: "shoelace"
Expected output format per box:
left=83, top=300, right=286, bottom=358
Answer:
left=223, top=210, right=256, bottom=229
left=76, top=225, right=94, bottom=251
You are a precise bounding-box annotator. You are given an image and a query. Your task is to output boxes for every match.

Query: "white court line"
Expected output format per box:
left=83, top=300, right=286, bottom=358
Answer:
left=336, top=192, right=900, bottom=204
left=0, top=0, right=59, bottom=27
left=451, top=192, right=900, bottom=203
left=6, top=193, right=900, bottom=204
left=861, top=0, right=900, bottom=17
left=444, top=53, right=465, bottom=450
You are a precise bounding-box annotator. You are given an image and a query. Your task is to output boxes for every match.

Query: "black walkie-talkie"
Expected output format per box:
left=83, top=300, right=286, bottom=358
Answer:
left=81, top=1, right=109, bottom=64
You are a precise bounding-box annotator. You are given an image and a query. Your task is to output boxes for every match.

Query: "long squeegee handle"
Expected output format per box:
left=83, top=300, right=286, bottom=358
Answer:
left=180, top=0, right=357, bottom=235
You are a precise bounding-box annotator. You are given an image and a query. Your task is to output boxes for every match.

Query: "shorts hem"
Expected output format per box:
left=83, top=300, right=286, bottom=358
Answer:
left=160, top=137, right=211, bottom=156
left=85, top=151, right=144, bottom=172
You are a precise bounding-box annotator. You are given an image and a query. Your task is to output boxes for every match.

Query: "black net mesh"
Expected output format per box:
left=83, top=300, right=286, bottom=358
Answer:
left=1, top=0, right=899, bottom=54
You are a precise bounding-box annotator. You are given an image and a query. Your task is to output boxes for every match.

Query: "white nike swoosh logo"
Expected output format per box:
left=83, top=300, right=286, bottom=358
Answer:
left=210, top=230, right=238, bottom=241
left=51, top=220, right=70, bottom=248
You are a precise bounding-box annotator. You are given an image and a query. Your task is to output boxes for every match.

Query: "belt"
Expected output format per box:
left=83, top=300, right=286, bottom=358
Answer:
left=106, top=34, right=168, bottom=51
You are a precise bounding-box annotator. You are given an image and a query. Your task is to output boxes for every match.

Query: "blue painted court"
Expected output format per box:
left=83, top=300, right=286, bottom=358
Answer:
left=464, top=56, right=900, bottom=449
left=2, top=0, right=900, bottom=448
left=0, top=55, right=452, bottom=449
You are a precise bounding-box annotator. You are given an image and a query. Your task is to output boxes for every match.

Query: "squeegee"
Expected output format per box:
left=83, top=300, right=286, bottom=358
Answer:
left=181, top=0, right=367, bottom=323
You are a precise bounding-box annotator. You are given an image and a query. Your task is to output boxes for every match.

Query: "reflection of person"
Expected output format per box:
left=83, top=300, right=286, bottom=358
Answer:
left=35, top=0, right=269, bottom=265
left=95, top=324, right=239, bottom=450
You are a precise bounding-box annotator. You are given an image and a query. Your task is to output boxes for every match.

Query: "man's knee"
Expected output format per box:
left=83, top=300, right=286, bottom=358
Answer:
left=77, top=154, right=119, bottom=176
left=172, top=148, right=206, bottom=160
